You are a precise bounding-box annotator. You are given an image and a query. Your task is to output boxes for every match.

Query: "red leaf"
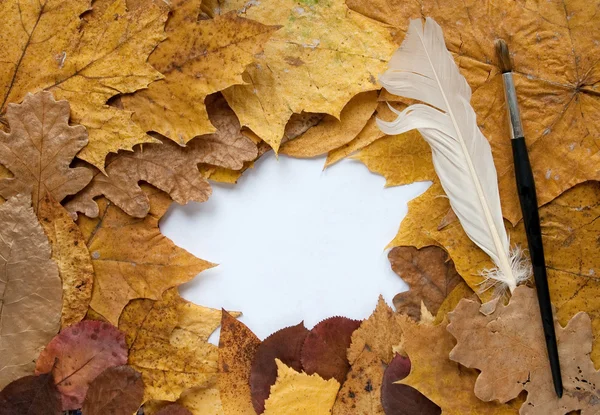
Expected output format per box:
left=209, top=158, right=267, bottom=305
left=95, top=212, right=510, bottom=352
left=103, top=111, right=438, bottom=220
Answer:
left=301, top=316, right=361, bottom=383
left=81, top=366, right=144, bottom=415
left=381, top=354, right=440, bottom=415
left=0, top=374, right=61, bottom=415
left=35, top=320, right=128, bottom=410
left=154, top=403, right=193, bottom=415
left=250, top=322, right=309, bottom=414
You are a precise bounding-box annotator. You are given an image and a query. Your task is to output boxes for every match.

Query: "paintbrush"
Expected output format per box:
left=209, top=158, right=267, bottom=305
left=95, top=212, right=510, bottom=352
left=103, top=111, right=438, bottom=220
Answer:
left=496, top=39, right=563, bottom=398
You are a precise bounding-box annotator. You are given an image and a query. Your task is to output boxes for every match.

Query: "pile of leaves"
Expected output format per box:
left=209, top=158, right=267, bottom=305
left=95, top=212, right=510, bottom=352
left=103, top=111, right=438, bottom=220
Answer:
left=1, top=0, right=600, bottom=414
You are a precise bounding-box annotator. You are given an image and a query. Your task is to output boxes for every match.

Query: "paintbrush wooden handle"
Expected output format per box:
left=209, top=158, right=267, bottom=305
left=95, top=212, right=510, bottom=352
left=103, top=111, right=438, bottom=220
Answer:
left=511, top=136, right=563, bottom=397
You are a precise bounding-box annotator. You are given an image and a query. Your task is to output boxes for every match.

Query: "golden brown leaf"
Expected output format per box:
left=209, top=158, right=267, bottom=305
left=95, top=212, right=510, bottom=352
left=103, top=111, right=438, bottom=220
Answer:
left=0, top=194, right=61, bottom=389
left=178, top=382, right=225, bottom=415
left=325, top=116, right=385, bottom=167
left=67, top=95, right=257, bottom=219
left=0, top=0, right=167, bottom=169
left=77, top=186, right=213, bottom=324
left=448, top=286, right=600, bottom=414
left=38, top=195, right=94, bottom=328
left=119, top=288, right=233, bottom=403
left=219, top=0, right=395, bottom=151
left=263, top=359, right=339, bottom=415
left=122, top=2, right=277, bottom=144
left=218, top=310, right=261, bottom=415
left=280, top=91, right=378, bottom=158
left=0, top=92, right=92, bottom=213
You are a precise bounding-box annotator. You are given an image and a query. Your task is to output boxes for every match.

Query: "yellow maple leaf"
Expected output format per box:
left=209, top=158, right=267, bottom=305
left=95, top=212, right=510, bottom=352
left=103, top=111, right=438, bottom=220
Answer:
left=77, top=186, right=213, bottom=324
left=217, top=0, right=396, bottom=151
left=0, top=0, right=167, bottom=170
left=122, top=0, right=278, bottom=145
left=262, top=359, right=339, bottom=415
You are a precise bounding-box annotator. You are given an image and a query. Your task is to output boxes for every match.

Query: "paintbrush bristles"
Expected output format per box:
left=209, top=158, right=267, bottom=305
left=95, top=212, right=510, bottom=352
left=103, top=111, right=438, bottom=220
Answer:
left=495, top=39, right=512, bottom=73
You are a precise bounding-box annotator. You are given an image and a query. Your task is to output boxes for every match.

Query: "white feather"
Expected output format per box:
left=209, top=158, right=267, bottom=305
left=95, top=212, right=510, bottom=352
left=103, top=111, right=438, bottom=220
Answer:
left=377, top=18, right=529, bottom=293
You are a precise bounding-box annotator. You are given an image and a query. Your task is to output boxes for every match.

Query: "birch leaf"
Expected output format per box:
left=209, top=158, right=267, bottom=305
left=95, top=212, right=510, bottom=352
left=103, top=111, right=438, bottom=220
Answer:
left=0, top=194, right=61, bottom=389
left=81, top=366, right=144, bottom=415
left=122, top=3, right=278, bottom=144
left=0, top=0, right=168, bottom=169
left=0, top=92, right=92, bottom=213
left=219, top=0, right=396, bottom=151
left=76, top=186, right=213, bottom=324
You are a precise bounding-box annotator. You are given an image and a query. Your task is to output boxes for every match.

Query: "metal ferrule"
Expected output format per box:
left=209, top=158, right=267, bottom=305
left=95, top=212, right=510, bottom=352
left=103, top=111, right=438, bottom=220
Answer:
left=502, top=72, right=524, bottom=139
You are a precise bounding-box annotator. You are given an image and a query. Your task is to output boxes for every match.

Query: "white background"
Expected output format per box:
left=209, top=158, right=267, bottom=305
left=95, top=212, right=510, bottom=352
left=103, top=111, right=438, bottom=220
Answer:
left=160, top=153, right=430, bottom=342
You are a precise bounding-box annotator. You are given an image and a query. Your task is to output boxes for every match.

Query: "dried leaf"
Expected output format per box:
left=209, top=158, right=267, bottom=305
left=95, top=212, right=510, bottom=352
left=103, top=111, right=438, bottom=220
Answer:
left=35, top=320, right=128, bottom=410
left=348, top=296, right=403, bottom=365
left=325, top=116, right=385, bottom=167
left=81, top=365, right=144, bottom=415
left=118, top=289, right=228, bottom=403
left=250, top=322, right=309, bottom=414
left=122, top=4, right=277, bottom=144
left=76, top=186, right=213, bottom=324
left=0, top=92, right=92, bottom=212
left=280, top=91, right=378, bottom=157
left=388, top=246, right=461, bottom=321
left=0, top=374, right=61, bottom=415
left=38, top=195, right=94, bottom=328
left=0, top=0, right=167, bottom=169
left=448, top=286, right=600, bottom=414
left=0, top=194, right=61, bottom=389
left=218, top=310, right=261, bottom=415
left=178, top=382, right=225, bottom=415
left=219, top=0, right=395, bottom=151
left=154, top=404, right=193, bottom=415
left=381, top=354, right=441, bottom=415
left=331, top=346, right=385, bottom=415
left=263, top=359, right=339, bottom=415
left=301, top=317, right=361, bottom=384
left=67, top=95, right=257, bottom=219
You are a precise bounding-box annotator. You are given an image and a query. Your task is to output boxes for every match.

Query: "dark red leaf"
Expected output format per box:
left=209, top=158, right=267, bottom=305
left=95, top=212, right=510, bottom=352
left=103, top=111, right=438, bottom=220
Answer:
left=0, top=374, right=61, bottom=415
left=154, top=403, right=193, bottom=415
left=81, top=365, right=143, bottom=415
left=381, top=354, right=441, bottom=415
left=249, top=322, right=309, bottom=414
left=35, top=320, right=128, bottom=410
left=301, top=316, right=361, bottom=383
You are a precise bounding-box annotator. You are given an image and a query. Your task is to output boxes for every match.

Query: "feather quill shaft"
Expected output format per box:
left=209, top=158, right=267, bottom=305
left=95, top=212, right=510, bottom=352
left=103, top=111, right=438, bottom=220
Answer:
left=378, top=18, right=529, bottom=293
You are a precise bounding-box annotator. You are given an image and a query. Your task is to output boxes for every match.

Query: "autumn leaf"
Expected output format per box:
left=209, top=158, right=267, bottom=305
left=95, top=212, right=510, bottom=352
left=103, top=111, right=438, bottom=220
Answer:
left=448, top=286, right=600, bottom=414
left=250, top=322, right=309, bottom=414
left=0, top=194, right=61, bottom=389
left=38, top=195, right=94, bottom=328
left=0, top=92, right=92, bottom=212
left=388, top=246, right=461, bottom=321
left=0, top=374, right=61, bottom=415
left=280, top=91, right=378, bottom=158
left=381, top=354, right=441, bottom=415
left=348, top=296, right=404, bottom=365
left=122, top=2, right=278, bottom=144
left=76, top=186, right=213, bottom=324
left=263, top=359, right=339, bottom=415
left=218, top=0, right=396, bottom=151
left=301, top=317, right=361, bottom=384
left=81, top=366, right=144, bottom=415
left=118, top=288, right=231, bottom=403
left=177, top=382, right=225, bottom=415
left=325, top=116, right=385, bottom=167
left=218, top=310, right=261, bottom=415
left=331, top=346, right=385, bottom=415
left=35, top=320, right=128, bottom=410
left=154, top=404, right=193, bottom=415
left=67, top=94, right=257, bottom=219
left=0, top=0, right=168, bottom=169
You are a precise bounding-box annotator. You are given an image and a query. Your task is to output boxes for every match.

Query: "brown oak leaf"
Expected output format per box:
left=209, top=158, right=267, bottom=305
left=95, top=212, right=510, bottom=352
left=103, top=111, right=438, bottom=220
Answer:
left=0, top=92, right=92, bottom=213
left=0, top=194, right=61, bottom=389
left=389, top=246, right=461, bottom=321
left=250, top=322, right=309, bottom=414
left=67, top=94, right=257, bottom=219
left=35, top=320, right=128, bottom=410
left=76, top=186, right=213, bottom=324
left=81, top=365, right=144, bottom=415
left=448, top=286, right=600, bottom=414
left=0, top=374, right=61, bottom=415
left=218, top=310, right=261, bottom=415
left=301, top=317, right=361, bottom=384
